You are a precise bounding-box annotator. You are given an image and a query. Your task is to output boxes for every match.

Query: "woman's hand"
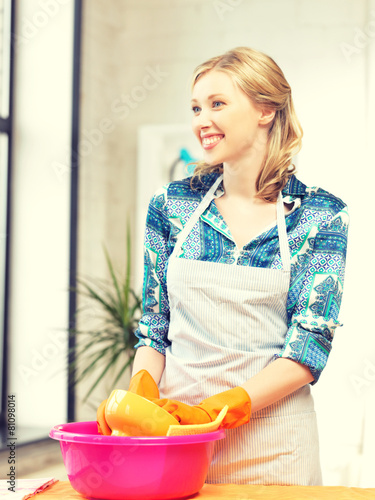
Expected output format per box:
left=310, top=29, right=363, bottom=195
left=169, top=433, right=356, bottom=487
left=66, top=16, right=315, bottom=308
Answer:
left=152, top=386, right=251, bottom=429
left=127, top=369, right=160, bottom=398
left=131, top=346, right=166, bottom=385
left=151, top=398, right=212, bottom=425
left=96, top=369, right=160, bottom=435
left=241, top=358, right=314, bottom=413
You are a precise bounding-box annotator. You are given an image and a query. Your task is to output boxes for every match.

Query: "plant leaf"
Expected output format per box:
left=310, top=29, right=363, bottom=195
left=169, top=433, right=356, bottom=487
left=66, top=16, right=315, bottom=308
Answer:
left=83, top=349, right=123, bottom=401
left=111, top=355, right=134, bottom=387
left=103, top=245, right=124, bottom=319
left=123, top=220, right=131, bottom=324
left=67, top=224, right=143, bottom=400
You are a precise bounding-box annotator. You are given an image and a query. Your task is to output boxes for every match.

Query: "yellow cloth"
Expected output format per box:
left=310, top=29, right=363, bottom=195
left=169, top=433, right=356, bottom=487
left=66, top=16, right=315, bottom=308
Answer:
left=34, top=481, right=375, bottom=499
left=167, top=406, right=228, bottom=436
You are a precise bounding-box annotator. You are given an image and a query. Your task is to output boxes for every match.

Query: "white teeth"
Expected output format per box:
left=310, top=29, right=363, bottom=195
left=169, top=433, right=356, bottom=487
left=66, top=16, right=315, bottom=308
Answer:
left=202, top=136, right=222, bottom=146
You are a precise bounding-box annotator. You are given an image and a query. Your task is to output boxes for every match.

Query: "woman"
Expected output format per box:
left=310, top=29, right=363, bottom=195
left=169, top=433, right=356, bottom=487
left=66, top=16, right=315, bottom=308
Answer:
left=99, top=47, right=349, bottom=485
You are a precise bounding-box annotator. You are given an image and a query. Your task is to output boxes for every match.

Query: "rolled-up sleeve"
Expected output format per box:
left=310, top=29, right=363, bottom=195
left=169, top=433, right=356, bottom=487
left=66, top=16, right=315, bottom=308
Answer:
left=277, top=205, right=349, bottom=383
left=134, top=188, right=171, bottom=354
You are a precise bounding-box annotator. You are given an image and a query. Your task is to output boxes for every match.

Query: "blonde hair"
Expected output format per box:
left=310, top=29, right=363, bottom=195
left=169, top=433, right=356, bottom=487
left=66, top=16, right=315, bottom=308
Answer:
left=191, top=47, right=303, bottom=202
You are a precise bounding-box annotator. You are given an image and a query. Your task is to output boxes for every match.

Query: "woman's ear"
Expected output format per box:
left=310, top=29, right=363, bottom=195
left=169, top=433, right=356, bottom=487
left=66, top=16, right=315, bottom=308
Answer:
left=259, top=107, right=276, bottom=126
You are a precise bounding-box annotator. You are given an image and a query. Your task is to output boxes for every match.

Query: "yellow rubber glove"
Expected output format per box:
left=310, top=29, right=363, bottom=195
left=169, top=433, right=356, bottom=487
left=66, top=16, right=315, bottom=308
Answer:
left=127, top=369, right=160, bottom=398
left=97, top=399, right=111, bottom=436
left=96, top=369, right=160, bottom=435
left=152, top=387, right=251, bottom=429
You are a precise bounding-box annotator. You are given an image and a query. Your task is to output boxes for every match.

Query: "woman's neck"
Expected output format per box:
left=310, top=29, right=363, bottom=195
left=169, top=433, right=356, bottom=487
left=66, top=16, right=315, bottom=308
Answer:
left=221, top=131, right=269, bottom=201
left=222, top=154, right=266, bottom=202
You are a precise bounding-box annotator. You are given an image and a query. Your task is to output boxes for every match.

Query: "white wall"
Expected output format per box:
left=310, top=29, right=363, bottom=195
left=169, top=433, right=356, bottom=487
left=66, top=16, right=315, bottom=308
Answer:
left=8, top=0, right=74, bottom=428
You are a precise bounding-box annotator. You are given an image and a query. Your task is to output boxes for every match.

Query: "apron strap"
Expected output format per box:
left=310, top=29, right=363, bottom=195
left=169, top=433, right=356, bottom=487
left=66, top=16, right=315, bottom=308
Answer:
left=276, top=191, right=291, bottom=273
left=172, top=174, right=290, bottom=272
left=172, top=174, right=223, bottom=258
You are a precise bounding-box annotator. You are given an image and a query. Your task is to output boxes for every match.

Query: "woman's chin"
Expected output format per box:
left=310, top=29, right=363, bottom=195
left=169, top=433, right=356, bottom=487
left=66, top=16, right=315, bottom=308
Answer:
left=203, top=153, right=224, bottom=166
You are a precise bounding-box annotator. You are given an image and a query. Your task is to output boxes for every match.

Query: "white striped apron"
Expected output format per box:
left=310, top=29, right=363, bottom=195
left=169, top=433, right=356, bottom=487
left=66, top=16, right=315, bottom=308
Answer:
left=159, top=174, right=322, bottom=485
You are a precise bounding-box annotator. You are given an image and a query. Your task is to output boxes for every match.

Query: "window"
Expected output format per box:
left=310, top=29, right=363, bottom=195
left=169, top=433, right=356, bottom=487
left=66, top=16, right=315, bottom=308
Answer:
left=0, top=0, right=14, bottom=434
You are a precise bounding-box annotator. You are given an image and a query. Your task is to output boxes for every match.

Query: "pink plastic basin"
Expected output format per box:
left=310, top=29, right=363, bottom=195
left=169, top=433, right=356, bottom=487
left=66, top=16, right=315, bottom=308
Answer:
left=50, top=421, right=225, bottom=500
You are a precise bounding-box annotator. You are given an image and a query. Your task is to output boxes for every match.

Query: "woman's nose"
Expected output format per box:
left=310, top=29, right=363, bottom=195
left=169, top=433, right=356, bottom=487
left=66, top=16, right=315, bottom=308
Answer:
left=194, top=108, right=213, bottom=130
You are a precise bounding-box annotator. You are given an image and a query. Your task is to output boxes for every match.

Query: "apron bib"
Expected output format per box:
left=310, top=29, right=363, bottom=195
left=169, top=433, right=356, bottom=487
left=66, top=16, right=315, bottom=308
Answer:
left=159, top=175, right=322, bottom=485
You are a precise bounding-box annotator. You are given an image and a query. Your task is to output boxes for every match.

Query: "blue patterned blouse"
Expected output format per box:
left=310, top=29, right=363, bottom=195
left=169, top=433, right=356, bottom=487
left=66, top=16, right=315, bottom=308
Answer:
left=135, top=173, right=349, bottom=384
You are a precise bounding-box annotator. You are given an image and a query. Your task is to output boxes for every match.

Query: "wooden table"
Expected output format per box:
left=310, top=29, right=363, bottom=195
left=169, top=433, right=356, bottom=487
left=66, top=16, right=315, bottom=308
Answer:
left=36, top=481, right=375, bottom=499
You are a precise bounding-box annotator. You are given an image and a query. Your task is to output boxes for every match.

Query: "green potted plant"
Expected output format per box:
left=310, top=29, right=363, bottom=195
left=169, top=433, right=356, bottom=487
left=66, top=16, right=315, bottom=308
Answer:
left=69, top=229, right=142, bottom=401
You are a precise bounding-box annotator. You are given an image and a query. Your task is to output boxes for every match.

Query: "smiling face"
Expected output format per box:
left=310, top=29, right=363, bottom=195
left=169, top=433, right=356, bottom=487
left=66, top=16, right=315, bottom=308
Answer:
left=191, top=70, right=273, bottom=169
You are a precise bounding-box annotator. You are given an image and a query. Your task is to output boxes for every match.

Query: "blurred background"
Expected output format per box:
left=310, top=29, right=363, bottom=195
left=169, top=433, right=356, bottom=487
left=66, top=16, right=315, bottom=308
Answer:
left=0, top=0, right=374, bottom=487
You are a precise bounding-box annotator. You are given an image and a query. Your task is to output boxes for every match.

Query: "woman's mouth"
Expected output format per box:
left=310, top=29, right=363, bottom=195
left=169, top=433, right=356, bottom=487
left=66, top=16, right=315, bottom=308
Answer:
left=201, top=135, right=224, bottom=150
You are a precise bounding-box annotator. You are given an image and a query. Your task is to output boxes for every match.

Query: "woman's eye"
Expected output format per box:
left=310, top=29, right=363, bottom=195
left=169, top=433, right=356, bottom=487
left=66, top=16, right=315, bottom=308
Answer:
left=213, top=101, right=224, bottom=108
